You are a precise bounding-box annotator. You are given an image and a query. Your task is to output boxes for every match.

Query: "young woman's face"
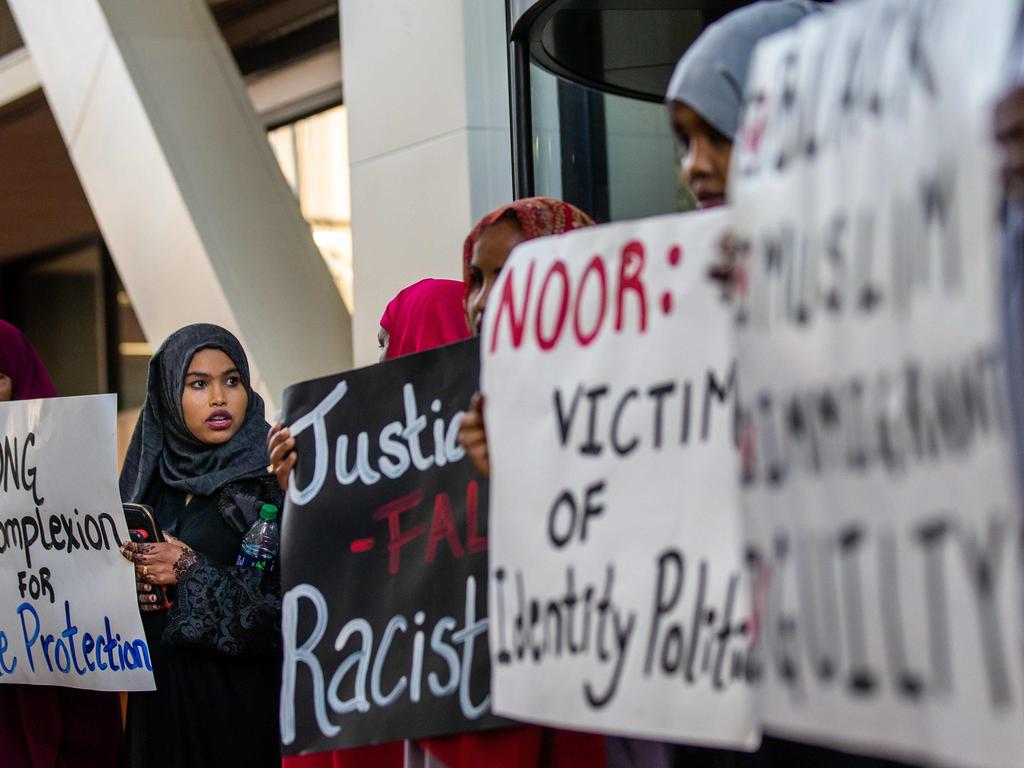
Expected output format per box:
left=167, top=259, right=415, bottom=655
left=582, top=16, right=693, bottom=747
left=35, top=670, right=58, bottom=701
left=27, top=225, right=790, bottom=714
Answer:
left=671, top=101, right=733, bottom=209
left=181, top=347, right=248, bottom=445
left=465, top=217, right=525, bottom=336
left=0, top=374, right=10, bottom=402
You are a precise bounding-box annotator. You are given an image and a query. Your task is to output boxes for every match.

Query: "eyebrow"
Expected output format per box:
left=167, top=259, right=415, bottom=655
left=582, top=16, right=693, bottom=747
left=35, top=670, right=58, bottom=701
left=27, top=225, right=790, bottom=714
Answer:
left=185, top=368, right=241, bottom=379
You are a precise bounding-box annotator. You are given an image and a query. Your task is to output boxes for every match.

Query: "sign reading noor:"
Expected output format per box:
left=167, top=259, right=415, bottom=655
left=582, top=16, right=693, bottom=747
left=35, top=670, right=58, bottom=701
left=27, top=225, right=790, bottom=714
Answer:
left=482, top=210, right=759, bottom=749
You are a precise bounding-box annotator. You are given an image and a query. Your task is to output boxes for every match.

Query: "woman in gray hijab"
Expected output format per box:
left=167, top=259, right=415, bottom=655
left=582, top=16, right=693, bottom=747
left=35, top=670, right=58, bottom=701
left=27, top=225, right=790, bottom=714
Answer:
left=666, top=0, right=820, bottom=209
left=119, top=323, right=284, bottom=768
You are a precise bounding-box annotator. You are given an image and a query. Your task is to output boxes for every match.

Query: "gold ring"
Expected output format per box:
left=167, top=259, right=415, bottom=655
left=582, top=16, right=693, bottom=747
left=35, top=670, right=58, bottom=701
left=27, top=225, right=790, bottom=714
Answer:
left=142, top=565, right=149, bottom=577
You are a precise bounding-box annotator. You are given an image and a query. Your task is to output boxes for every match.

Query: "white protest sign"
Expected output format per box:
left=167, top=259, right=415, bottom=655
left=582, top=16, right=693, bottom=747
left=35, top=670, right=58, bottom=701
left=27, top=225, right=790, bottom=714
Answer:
left=731, top=0, right=1024, bottom=765
left=483, top=209, right=758, bottom=748
left=0, top=395, right=154, bottom=691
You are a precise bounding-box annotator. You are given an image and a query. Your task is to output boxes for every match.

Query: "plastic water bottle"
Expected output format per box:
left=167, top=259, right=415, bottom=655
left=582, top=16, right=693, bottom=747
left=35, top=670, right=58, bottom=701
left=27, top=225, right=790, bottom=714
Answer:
left=236, top=503, right=280, bottom=572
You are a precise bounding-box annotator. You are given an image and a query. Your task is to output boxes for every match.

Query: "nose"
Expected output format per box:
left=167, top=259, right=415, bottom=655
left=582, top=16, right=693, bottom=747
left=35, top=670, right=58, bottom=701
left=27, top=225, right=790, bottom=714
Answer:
left=683, top=137, right=712, bottom=187
left=471, top=283, right=492, bottom=332
left=209, top=382, right=227, bottom=406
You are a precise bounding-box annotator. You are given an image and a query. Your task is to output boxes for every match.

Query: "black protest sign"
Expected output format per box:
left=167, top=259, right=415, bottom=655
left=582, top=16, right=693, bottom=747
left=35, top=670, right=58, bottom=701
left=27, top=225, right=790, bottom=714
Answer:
left=278, top=338, right=504, bottom=754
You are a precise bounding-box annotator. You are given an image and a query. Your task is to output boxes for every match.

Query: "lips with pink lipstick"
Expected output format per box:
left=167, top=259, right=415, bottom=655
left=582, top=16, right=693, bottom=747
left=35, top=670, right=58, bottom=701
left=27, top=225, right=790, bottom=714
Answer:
left=206, top=409, right=234, bottom=431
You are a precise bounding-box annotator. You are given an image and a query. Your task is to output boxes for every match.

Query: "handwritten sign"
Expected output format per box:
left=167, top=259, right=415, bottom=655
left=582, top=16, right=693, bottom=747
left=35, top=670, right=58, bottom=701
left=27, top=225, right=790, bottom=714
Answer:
left=731, top=1, right=1024, bottom=765
left=482, top=210, right=758, bottom=748
left=0, top=394, right=153, bottom=691
left=279, top=338, right=504, bottom=754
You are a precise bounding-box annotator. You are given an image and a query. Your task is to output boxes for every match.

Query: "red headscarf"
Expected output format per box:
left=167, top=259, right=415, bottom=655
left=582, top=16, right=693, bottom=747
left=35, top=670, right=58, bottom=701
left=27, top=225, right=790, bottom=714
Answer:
left=462, top=197, right=596, bottom=298
left=380, top=278, right=470, bottom=360
left=0, top=320, right=56, bottom=400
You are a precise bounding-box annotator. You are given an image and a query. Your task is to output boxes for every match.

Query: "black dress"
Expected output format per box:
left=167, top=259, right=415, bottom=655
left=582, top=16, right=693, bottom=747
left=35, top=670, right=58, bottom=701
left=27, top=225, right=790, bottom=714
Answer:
left=125, top=475, right=283, bottom=768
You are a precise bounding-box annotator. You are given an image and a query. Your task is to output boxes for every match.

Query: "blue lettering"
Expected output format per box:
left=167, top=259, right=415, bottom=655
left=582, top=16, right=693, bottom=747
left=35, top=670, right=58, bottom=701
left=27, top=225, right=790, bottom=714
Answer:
left=103, top=618, right=119, bottom=671
left=41, top=634, right=56, bottom=672
left=0, top=631, right=16, bottom=675
left=54, top=638, right=70, bottom=673
left=82, top=632, right=96, bottom=672
left=61, top=601, right=87, bottom=676
left=131, top=640, right=152, bottom=672
left=17, top=602, right=40, bottom=673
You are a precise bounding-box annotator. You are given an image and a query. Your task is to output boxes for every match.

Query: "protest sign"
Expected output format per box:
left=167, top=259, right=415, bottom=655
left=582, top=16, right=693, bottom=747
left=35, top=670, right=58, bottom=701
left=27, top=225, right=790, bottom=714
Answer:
left=731, top=0, right=1024, bottom=765
left=482, top=209, right=758, bottom=748
left=0, top=394, right=153, bottom=691
left=279, top=338, right=503, bottom=754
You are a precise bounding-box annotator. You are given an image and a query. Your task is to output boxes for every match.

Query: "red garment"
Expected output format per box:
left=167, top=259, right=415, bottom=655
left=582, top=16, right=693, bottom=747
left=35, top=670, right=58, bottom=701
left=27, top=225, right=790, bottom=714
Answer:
left=422, top=727, right=606, bottom=768
left=286, top=280, right=469, bottom=768
left=461, top=197, right=596, bottom=299
left=0, top=319, right=57, bottom=399
left=380, top=278, right=470, bottom=360
left=282, top=743, right=405, bottom=768
left=0, top=322, right=122, bottom=767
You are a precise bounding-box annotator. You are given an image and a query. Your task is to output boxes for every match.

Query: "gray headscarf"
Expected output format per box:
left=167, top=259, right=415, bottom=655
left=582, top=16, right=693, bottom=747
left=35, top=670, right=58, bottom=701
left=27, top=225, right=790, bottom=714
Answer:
left=665, top=0, right=821, bottom=140
left=119, top=323, right=272, bottom=529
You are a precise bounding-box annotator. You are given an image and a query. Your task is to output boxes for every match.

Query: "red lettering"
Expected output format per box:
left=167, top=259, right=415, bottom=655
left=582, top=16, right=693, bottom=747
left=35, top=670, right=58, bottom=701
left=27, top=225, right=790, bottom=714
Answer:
left=536, top=260, right=570, bottom=351
left=372, top=490, right=427, bottom=575
left=426, top=492, right=465, bottom=563
left=466, top=480, right=488, bottom=554
left=573, top=255, right=608, bottom=346
left=617, top=240, right=648, bottom=332
left=489, top=261, right=536, bottom=353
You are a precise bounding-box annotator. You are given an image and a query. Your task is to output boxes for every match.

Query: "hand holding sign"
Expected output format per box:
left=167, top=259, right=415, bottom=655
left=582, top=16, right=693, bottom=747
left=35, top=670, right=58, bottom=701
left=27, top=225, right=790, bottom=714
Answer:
left=457, top=394, right=489, bottom=478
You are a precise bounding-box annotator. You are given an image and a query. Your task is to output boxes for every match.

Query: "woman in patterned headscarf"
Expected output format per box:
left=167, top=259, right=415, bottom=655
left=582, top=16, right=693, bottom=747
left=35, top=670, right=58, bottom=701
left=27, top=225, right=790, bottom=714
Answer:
left=437, top=198, right=605, bottom=768
left=457, top=198, right=595, bottom=480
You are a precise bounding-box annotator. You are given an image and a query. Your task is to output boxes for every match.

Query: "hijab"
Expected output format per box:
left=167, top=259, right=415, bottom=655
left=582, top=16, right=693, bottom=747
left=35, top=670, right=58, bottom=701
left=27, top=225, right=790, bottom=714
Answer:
left=0, top=321, right=57, bottom=400
left=380, top=279, right=470, bottom=360
left=119, top=324, right=271, bottom=529
left=665, top=0, right=821, bottom=140
left=462, top=197, right=595, bottom=296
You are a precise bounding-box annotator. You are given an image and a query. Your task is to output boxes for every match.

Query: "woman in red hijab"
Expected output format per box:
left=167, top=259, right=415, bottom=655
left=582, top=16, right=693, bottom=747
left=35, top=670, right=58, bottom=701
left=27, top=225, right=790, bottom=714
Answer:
left=378, top=278, right=471, bottom=361
left=458, top=197, right=595, bottom=480
left=0, top=320, right=124, bottom=768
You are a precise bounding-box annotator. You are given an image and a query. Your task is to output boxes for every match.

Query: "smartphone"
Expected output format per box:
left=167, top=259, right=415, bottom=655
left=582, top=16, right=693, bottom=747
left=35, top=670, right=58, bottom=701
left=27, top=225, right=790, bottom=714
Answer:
left=121, top=503, right=173, bottom=610
left=122, top=503, right=164, bottom=544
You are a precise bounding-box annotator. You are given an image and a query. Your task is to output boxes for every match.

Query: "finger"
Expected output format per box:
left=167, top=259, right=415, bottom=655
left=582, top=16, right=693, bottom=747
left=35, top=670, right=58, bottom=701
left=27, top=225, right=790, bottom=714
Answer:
left=458, top=432, right=487, bottom=450
left=268, top=429, right=291, bottom=453
left=269, top=438, right=296, bottom=465
left=458, top=413, right=482, bottom=431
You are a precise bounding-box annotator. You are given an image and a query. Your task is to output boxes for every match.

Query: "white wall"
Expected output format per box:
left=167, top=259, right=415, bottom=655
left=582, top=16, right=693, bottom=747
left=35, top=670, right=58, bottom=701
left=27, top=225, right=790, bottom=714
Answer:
left=341, top=0, right=512, bottom=366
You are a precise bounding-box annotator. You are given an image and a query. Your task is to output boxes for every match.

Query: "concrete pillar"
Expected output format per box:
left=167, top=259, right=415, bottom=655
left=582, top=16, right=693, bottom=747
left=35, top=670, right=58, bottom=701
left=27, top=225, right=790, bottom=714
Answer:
left=8, top=0, right=352, bottom=410
left=341, top=0, right=512, bottom=365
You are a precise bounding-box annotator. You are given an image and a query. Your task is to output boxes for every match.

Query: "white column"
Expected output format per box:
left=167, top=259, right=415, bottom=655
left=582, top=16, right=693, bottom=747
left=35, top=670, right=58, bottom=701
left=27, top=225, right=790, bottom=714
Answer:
left=8, top=0, right=352, bottom=410
left=341, top=0, right=512, bottom=365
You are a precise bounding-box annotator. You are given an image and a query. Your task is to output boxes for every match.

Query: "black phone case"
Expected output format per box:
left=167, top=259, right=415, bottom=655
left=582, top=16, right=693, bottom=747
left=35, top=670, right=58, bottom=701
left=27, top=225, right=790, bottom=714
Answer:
left=121, top=503, right=174, bottom=610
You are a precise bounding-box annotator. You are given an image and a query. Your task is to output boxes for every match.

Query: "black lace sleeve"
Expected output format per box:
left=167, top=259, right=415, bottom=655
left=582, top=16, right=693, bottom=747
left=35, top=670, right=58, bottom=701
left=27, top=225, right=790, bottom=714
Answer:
left=162, top=552, right=281, bottom=656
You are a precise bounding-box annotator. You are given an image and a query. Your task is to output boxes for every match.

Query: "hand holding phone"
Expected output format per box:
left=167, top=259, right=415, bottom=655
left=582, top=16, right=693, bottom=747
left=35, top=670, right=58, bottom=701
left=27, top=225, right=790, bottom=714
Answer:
left=122, top=503, right=174, bottom=611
